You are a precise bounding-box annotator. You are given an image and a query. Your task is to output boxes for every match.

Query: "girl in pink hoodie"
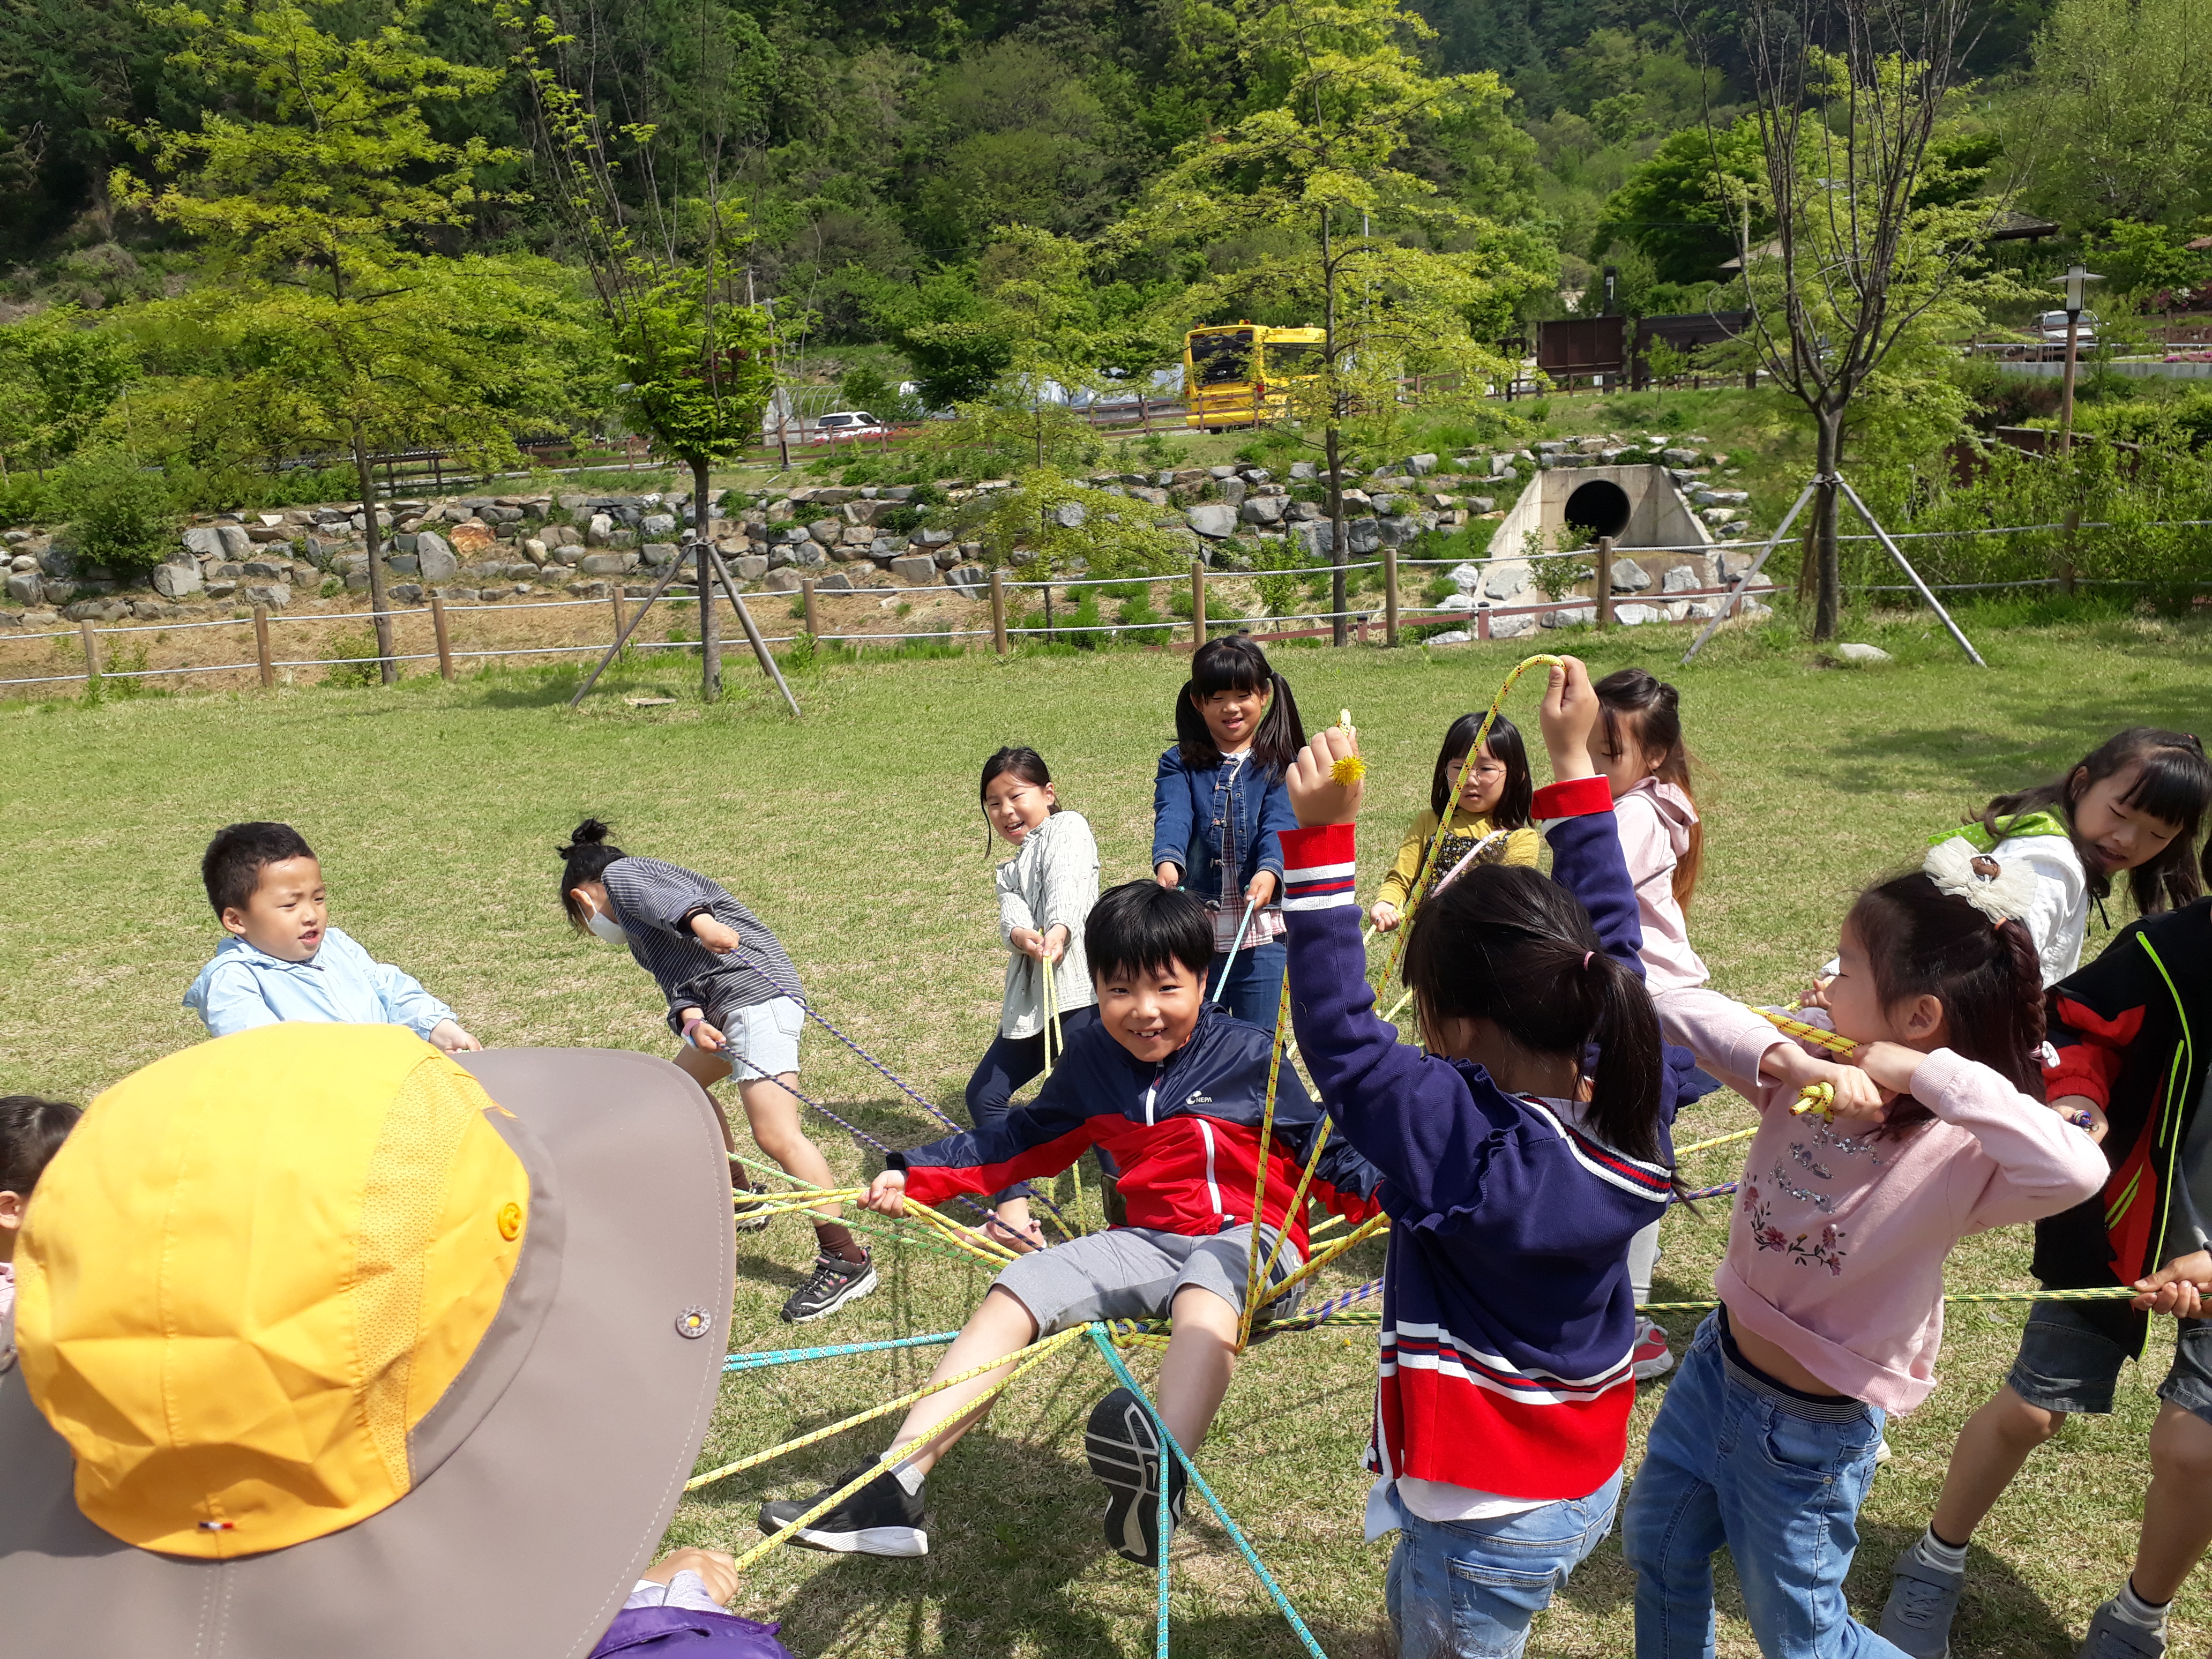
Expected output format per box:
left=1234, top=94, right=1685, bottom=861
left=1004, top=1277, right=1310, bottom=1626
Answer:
left=1621, top=843, right=2108, bottom=1659
left=1594, top=667, right=1710, bottom=1378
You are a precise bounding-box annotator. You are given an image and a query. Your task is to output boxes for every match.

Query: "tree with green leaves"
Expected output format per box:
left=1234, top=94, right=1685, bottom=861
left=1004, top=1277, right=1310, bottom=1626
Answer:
left=1124, top=0, right=1546, bottom=645
left=0, top=307, right=140, bottom=478
left=496, top=0, right=779, bottom=701
left=114, top=0, right=556, bottom=681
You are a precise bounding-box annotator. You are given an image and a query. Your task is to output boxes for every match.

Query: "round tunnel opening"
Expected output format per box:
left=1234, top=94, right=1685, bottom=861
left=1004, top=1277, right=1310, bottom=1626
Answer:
left=1564, top=479, right=1632, bottom=541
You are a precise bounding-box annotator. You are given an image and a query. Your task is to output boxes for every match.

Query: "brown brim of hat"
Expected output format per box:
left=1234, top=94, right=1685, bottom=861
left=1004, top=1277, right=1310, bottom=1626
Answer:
left=0, top=1047, right=735, bottom=1659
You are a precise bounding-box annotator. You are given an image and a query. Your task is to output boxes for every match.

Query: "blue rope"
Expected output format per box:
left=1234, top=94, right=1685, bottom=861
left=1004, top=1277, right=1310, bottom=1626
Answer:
left=1157, top=1465, right=1175, bottom=1659
left=724, top=1329, right=961, bottom=1372
left=1678, top=1182, right=1738, bottom=1203
left=1088, top=1325, right=1332, bottom=1659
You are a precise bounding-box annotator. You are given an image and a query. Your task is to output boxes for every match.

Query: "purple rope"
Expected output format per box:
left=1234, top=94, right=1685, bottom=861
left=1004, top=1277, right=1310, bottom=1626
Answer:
left=1677, top=1182, right=1738, bottom=1203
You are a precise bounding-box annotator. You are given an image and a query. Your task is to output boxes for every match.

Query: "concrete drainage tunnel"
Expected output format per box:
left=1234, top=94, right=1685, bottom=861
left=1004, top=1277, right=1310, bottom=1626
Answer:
left=1563, top=479, right=1632, bottom=542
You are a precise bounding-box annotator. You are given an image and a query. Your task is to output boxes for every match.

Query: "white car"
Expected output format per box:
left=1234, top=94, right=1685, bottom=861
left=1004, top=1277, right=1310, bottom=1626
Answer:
left=808, top=410, right=888, bottom=443
left=2037, top=310, right=2099, bottom=346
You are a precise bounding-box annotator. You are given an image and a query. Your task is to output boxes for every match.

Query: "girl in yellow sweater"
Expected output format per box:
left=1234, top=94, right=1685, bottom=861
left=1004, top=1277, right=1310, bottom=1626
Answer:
left=1370, top=712, right=1542, bottom=932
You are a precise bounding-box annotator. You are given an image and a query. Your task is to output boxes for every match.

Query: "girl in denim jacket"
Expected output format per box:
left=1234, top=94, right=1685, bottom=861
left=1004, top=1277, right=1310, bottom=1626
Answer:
left=1150, top=636, right=1306, bottom=1026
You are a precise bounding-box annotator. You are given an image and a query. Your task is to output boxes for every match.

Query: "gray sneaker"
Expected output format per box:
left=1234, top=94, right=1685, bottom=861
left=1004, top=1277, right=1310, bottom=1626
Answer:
left=2079, top=1600, right=2168, bottom=1659
left=1880, top=1548, right=1966, bottom=1659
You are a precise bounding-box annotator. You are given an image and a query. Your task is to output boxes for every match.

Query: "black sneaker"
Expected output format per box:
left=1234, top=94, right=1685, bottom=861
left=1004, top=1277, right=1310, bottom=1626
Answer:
left=780, top=1251, right=877, bottom=1323
left=757, top=1461, right=928, bottom=1557
left=731, top=1186, right=772, bottom=1234
left=1085, top=1386, right=1187, bottom=1567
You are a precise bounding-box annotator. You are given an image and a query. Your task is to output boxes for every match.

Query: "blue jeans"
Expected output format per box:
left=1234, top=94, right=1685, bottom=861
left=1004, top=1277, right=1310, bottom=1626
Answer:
left=1622, top=1313, right=1902, bottom=1659
left=1384, top=1470, right=1623, bottom=1659
left=965, top=1004, right=1105, bottom=1201
left=1206, top=940, right=1287, bottom=1031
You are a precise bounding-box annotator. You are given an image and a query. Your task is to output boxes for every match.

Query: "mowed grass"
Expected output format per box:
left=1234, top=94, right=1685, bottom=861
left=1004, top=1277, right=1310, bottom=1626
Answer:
left=4, top=601, right=2208, bottom=1659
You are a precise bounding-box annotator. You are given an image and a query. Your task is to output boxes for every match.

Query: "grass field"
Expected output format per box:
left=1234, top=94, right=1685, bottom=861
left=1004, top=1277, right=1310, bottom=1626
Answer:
left=5, top=599, right=2208, bottom=1658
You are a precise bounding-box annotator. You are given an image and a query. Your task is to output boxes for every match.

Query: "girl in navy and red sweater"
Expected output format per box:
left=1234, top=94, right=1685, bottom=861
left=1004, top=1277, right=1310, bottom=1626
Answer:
left=1275, top=661, right=1766, bottom=1659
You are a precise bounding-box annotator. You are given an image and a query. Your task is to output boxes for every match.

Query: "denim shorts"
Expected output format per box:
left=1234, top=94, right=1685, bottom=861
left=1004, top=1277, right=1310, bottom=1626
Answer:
left=2006, top=1297, right=2212, bottom=1423
left=705, top=995, right=804, bottom=1080
left=1385, top=1469, right=1624, bottom=1659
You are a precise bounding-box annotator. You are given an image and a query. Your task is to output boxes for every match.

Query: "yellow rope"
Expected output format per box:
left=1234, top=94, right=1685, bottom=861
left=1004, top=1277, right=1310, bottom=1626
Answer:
left=1040, top=953, right=1085, bottom=1231
left=1236, top=973, right=1297, bottom=1353
left=1258, top=1211, right=1391, bottom=1311
left=1669, top=1009, right=1857, bottom=1156
left=1377, top=655, right=1564, bottom=990
left=724, top=1325, right=1091, bottom=1569
left=1758, top=1005, right=1857, bottom=1055
left=1246, top=1116, right=1336, bottom=1338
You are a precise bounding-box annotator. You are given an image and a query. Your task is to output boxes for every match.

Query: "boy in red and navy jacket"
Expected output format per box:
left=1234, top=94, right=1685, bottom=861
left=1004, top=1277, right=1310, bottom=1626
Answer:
left=1275, top=662, right=1709, bottom=1659
left=754, top=879, right=1380, bottom=1570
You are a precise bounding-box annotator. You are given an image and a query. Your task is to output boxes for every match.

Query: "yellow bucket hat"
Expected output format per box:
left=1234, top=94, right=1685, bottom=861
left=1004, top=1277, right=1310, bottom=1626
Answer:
left=0, top=1026, right=735, bottom=1658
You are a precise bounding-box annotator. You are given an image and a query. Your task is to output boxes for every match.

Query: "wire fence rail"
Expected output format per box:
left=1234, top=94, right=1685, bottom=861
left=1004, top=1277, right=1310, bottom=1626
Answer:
left=6, top=514, right=2210, bottom=693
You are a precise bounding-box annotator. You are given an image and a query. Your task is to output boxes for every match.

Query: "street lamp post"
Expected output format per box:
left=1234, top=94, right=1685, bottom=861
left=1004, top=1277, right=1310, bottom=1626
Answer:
left=2053, top=263, right=2102, bottom=455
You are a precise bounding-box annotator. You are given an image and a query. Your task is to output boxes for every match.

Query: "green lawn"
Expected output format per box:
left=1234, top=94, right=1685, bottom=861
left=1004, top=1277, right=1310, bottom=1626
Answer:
left=5, top=601, right=2208, bottom=1658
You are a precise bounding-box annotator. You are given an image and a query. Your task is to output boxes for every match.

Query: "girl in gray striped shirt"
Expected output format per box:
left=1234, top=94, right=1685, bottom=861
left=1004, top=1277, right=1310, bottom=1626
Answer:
left=557, top=820, right=876, bottom=1325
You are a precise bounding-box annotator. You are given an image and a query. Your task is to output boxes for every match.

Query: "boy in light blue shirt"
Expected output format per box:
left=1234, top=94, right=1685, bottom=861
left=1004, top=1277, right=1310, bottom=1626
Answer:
left=183, top=821, right=480, bottom=1051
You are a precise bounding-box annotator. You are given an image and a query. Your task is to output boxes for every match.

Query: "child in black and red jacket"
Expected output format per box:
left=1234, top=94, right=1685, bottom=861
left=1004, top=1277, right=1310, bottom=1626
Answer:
left=753, top=879, right=1380, bottom=1568
left=1882, top=891, right=2212, bottom=1659
left=1276, top=659, right=1730, bottom=1659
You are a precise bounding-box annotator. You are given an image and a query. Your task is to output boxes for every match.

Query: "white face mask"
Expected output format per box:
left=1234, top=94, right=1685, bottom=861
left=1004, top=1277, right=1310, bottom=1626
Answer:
left=585, top=906, right=630, bottom=946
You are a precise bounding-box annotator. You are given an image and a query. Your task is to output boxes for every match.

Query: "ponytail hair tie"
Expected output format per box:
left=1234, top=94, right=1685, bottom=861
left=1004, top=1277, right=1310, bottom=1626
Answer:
left=1582, top=951, right=1594, bottom=969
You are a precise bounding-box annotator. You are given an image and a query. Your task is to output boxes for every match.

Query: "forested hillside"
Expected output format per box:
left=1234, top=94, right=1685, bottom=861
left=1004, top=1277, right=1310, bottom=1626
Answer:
left=0, top=0, right=2098, bottom=334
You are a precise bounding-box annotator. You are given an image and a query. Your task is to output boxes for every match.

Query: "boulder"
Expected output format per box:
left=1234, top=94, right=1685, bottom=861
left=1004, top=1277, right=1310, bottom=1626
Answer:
left=1186, top=503, right=1240, bottom=540
left=1715, top=549, right=1766, bottom=584
left=182, top=527, right=226, bottom=558
left=4, top=571, right=41, bottom=606
left=387, top=554, right=421, bottom=576
left=241, top=582, right=292, bottom=609
left=1614, top=603, right=1664, bottom=626
left=816, top=572, right=854, bottom=592
left=1208, top=465, right=1237, bottom=480
left=1408, top=453, right=1438, bottom=475
left=639, top=543, right=679, bottom=568
left=1216, top=476, right=1247, bottom=506
left=762, top=567, right=802, bottom=593
left=1050, top=501, right=1086, bottom=529
left=1426, top=629, right=1472, bottom=645
left=1289, top=460, right=1317, bottom=481
left=1661, top=564, right=1703, bottom=594
left=216, top=525, right=253, bottom=559
left=1468, top=496, right=1497, bottom=514
left=808, top=518, right=841, bottom=545
left=1837, top=642, right=1893, bottom=663
left=1490, top=611, right=1539, bottom=639
left=585, top=513, right=615, bottom=546
left=890, top=554, right=938, bottom=585
left=1449, top=562, right=1484, bottom=594
left=1377, top=517, right=1421, bottom=547
left=1609, top=557, right=1653, bottom=593
left=1484, top=560, right=1531, bottom=601
left=1127, top=487, right=1171, bottom=507
left=151, top=561, right=203, bottom=600
left=1370, top=493, right=1407, bottom=517
left=1346, top=518, right=1383, bottom=555
left=1240, top=497, right=1287, bottom=527
left=415, top=532, right=459, bottom=583
left=792, top=542, right=828, bottom=569
left=1540, top=604, right=1596, bottom=629
left=915, top=527, right=955, bottom=548
left=946, top=564, right=989, bottom=600
left=640, top=513, right=677, bottom=537
left=579, top=552, right=630, bottom=576
left=729, top=555, right=769, bottom=581
left=1290, top=521, right=1333, bottom=558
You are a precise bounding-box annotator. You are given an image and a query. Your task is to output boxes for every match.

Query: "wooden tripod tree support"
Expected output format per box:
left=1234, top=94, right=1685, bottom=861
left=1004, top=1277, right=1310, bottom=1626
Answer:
left=567, top=540, right=802, bottom=714
left=1679, top=473, right=1984, bottom=668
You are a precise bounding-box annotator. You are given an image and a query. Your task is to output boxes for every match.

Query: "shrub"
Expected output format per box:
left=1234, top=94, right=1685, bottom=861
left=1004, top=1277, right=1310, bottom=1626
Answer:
left=322, top=629, right=382, bottom=687
left=62, top=453, right=176, bottom=573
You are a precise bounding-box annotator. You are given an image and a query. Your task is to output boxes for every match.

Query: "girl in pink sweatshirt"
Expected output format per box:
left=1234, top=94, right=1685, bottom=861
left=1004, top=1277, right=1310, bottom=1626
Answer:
left=1621, top=841, right=2108, bottom=1659
left=1594, top=667, right=1710, bottom=1380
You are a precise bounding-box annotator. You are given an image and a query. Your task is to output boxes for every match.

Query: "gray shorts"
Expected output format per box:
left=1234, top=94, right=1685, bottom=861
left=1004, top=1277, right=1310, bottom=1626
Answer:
left=990, top=1224, right=1304, bottom=1335
left=2006, top=1297, right=2212, bottom=1424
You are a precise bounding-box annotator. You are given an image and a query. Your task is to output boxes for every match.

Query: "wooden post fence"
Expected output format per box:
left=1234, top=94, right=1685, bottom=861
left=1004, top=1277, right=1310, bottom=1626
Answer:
left=432, top=594, right=455, bottom=680
left=79, top=619, right=100, bottom=684
left=802, top=578, right=820, bottom=640
left=1595, top=536, right=1616, bottom=630
left=253, top=605, right=274, bottom=687
left=989, top=571, right=1008, bottom=655
left=1382, top=547, right=1400, bottom=647
left=697, top=548, right=722, bottom=702
left=1190, top=559, right=1208, bottom=646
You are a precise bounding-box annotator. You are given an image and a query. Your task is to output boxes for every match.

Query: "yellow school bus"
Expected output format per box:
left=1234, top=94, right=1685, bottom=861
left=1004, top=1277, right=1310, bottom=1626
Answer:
left=1184, top=324, right=1326, bottom=430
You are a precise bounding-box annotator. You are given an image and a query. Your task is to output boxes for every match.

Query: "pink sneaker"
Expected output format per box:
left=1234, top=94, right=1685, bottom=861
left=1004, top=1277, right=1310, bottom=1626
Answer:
left=1632, top=1317, right=1675, bottom=1380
